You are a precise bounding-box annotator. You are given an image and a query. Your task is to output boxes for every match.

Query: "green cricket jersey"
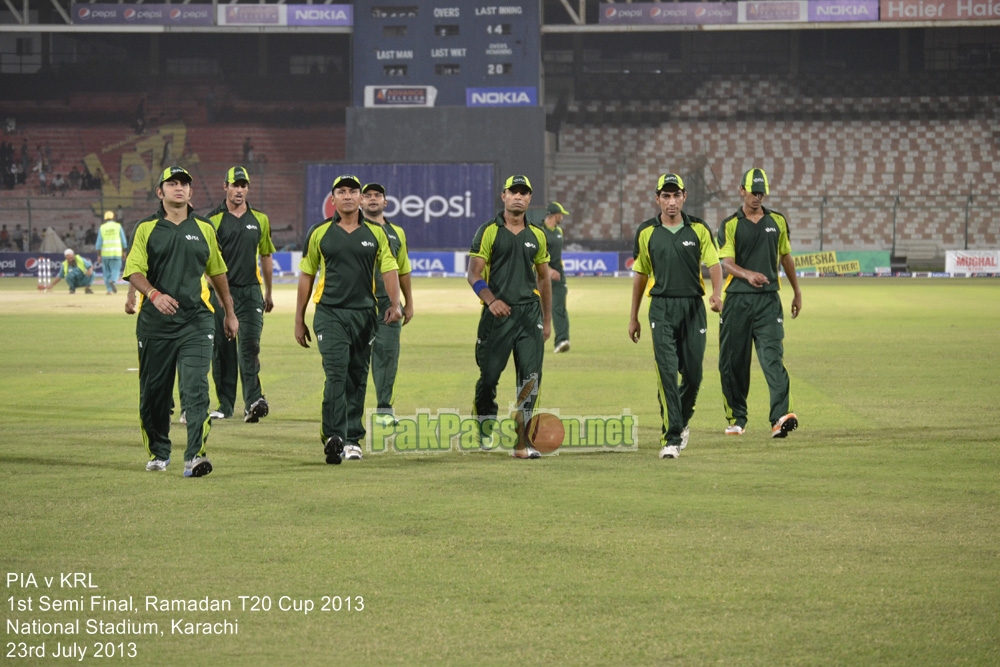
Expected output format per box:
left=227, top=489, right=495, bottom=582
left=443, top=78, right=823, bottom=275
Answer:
left=206, top=202, right=276, bottom=287
left=372, top=219, right=411, bottom=309
left=123, top=204, right=228, bottom=339
left=470, top=213, right=550, bottom=305
left=300, top=214, right=399, bottom=310
left=633, top=211, right=714, bottom=260
left=633, top=214, right=719, bottom=297
left=717, top=207, right=792, bottom=294
left=541, top=224, right=565, bottom=283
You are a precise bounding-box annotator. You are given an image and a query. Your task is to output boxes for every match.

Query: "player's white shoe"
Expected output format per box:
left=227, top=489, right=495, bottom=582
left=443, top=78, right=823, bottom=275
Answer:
left=659, top=445, right=680, bottom=459
left=511, top=444, right=541, bottom=459
left=343, top=443, right=363, bottom=461
left=724, top=424, right=745, bottom=435
left=145, top=458, right=170, bottom=472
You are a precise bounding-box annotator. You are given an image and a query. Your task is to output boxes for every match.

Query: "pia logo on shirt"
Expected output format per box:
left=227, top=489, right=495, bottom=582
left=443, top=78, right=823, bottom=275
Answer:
left=185, top=234, right=201, bottom=241
left=361, top=241, right=376, bottom=248
left=765, top=227, right=777, bottom=233
left=245, top=224, right=259, bottom=230
left=682, top=241, right=697, bottom=247
left=524, top=242, right=537, bottom=249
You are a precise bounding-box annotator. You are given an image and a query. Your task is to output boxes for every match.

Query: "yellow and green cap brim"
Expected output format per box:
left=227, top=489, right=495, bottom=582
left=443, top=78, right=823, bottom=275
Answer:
left=331, top=174, right=362, bottom=191
left=741, top=168, right=769, bottom=195
left=656, top=173, right=685, bottom=192
left=504, top=174, right=532, bottom=192
left=226, top=166, right=251, bottom=184
left=159, top=166, right=192, bottom=186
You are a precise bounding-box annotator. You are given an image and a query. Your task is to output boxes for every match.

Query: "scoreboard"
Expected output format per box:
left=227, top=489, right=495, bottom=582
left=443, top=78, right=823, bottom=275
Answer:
left=352, top=0, right=540, bottom=108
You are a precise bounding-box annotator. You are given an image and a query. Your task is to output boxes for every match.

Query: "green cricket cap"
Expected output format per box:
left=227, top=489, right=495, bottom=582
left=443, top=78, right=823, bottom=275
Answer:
left=741, top=168, right=770, bottom=195
left=331, top=174, right=362, bottom=191
left=656, top=173, right=685, bottom=192
left=226, top=166, right=251, bottom=184
left=503, top=174, right=532, bottom=192
left=159, top=166, right=192, bottom=186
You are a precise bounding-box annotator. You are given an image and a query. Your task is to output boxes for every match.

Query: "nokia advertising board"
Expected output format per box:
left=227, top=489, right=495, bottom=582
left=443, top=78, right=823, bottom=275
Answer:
left=353, top=1, right=539, bottom=108
left=305, top=163, right=495, bottom=249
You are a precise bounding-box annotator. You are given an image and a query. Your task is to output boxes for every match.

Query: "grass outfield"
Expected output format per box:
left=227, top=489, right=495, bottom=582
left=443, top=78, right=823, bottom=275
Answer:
left=2, top=277, right=998, bottom=666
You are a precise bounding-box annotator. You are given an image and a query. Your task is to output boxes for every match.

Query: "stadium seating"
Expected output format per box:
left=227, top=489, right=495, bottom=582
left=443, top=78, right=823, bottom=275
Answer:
left=550, top=73, right=1000, bottom=260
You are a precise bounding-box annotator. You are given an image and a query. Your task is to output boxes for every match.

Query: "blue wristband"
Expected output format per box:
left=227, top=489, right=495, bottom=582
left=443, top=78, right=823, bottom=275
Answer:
left=472, top=280, right=488, bottom=297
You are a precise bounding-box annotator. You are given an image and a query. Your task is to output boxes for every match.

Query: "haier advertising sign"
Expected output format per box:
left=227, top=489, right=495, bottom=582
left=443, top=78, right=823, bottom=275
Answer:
left=305, top=163, right=495, bottom=249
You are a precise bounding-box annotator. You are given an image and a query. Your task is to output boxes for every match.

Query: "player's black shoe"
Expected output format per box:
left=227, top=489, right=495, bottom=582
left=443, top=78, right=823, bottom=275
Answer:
left=324, top=436, right=344, bottom=465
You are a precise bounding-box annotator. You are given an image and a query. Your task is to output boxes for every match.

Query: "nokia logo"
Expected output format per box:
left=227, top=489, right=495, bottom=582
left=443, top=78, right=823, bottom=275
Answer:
left=467, top=87, right=537, bottom=107
left=411, top=258, right=446, bottom=271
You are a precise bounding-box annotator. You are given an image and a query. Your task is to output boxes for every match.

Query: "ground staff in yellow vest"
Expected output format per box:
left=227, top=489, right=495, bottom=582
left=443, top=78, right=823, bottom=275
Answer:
left=96, top=210, right=128, bottom=294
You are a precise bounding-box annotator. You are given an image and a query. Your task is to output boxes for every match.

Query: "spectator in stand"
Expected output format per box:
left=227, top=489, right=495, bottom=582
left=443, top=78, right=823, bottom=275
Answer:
left=94, top=167, right=106, bottom=189
left=43, top=142, right=52, bottom=170
left=19, top=139, right=30, bottom=173
left=12, top=224, right=24, bottom=251
left=81, top=164, right=94, bottom=190
left=53, top=173, right=67, bottom=195
left=0, top=224, right=9, bottom=249
left=75, top=224, right=86, bottom=249
left=29, top=228, right=41, bottom=252
left=66, top=224, right=76, bottom=245
left=85, top=224, right=97, bottom=247
left=38, top=170, right=48, bottom=195
left=4, top=117, right=15, bottom=134
left=11, top=161, right=24, bottom=186
left=242, top=137, right=254, bottom=165
left=68, top=165, right=81, bottom=190
left=134, top=99, right=146, bottom=135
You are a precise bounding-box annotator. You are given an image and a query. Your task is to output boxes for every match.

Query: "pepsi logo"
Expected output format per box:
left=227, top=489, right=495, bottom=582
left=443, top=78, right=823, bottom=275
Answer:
left=77, top=7, right=90, bottom=18
left=170, top=8, right=181, bottom=19
left=322, top=193, right=336, bottom=219
left=695, top=7, right=707, bottom=17
left=124, top=8, right=135, bottom=19
left=25, top=257, right=38, bottom=270
left=605, top=8, right=616, bottom=18
left=651, top=8, right=661, bottom=17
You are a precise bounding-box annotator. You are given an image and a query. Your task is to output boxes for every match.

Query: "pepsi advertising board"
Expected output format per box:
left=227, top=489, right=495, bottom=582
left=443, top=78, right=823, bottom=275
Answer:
left=305, top=163, right=495, bottom=249
left=352, top=0, right=540, bottom=107
left=72, top=3, right=213, bottom=25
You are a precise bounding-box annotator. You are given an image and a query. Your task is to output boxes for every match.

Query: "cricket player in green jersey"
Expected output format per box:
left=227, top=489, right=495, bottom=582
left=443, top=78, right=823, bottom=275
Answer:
left=206, top=166, right=276, bottom=423
left=356, top=182, right=414, bottom=428
left=468, top=175, right=552, bottom=459
left=541, top=201, right=571, bottom=354
left=629, top=174, right=723, bottom=459
left=716, top=168, right=802, bottom=439
left=124, top=166, right=239, bottom=477
left=295, top=175, right=402, bottom=465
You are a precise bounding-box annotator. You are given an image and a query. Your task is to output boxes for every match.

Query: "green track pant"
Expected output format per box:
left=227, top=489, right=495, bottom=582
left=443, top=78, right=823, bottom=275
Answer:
left=474, top=301, right=544, bottom=427
left=649, top=296, right=708, bottom=447
left=138, top=328, right=213, bottom=462
left=718, top=291, right=792, bottom=428
left=315, top=305, right=376, bottom=444
left=551, top=280, right=569, bottom=348
left=369, top=317, right=401, bottom=414
left=211, top=286, right=265, bottom=418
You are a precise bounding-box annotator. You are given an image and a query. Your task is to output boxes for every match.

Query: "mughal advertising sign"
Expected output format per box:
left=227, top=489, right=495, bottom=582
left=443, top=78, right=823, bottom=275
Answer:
left=72, top=3, right=212, bottom=25
left=880, top=0, right=1000, bottom=20
left=945, top=250, right=1000, bottom=275
left=305, top=163, right=494, bottom=249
